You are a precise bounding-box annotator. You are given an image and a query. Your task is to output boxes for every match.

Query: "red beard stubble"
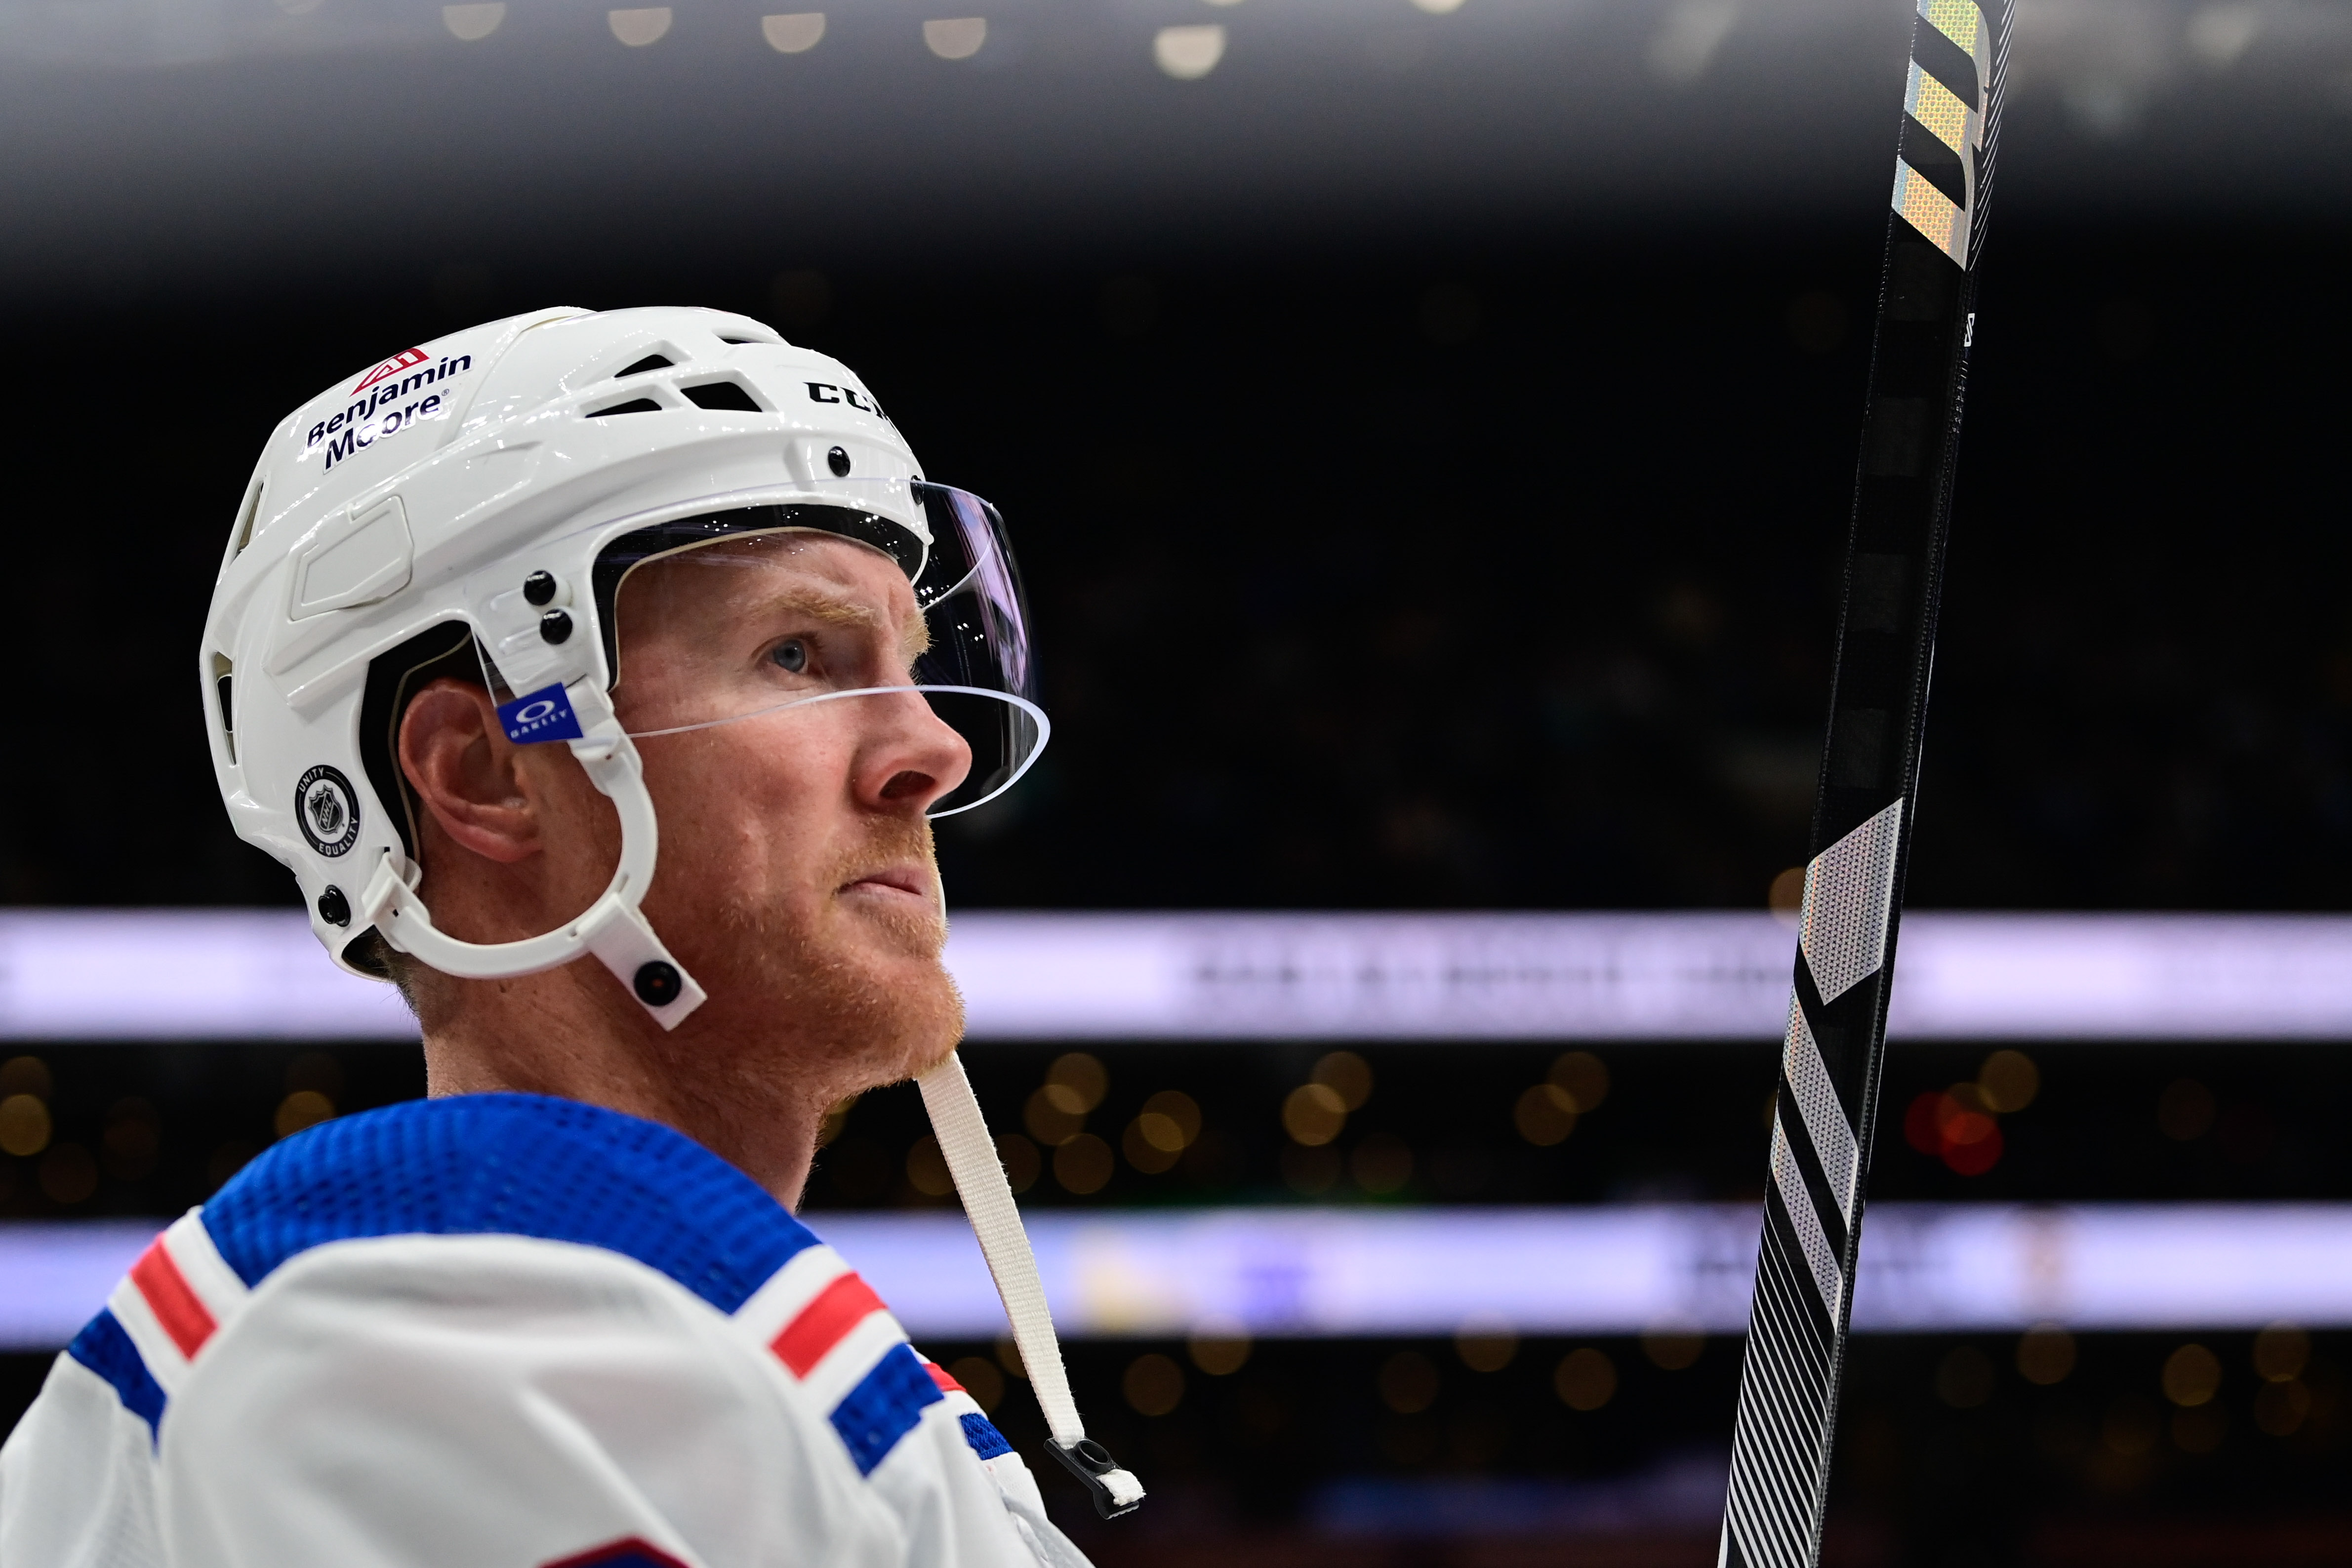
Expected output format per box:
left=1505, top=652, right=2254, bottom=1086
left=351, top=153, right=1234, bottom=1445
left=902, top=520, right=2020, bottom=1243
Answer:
left=647, top=808, right=968, bottom=1101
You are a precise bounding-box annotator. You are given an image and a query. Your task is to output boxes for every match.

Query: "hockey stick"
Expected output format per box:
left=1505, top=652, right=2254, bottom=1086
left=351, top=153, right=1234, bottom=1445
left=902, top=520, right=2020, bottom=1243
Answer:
left=1715, top=2, right=2012, bottom=1565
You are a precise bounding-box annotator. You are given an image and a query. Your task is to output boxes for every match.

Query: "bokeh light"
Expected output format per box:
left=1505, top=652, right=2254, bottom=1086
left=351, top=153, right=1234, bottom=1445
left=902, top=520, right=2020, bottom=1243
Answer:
left=1553, top=1348, right=1616, bottom=1411
left=2016, top=1323, right=2076, bottom=1386
left=2161, top=1343, right=2223, bottom=1407
left=1123, top=1351, right=1185, bottom=1416
left=1379, top=1349, right=1442, bottom=1414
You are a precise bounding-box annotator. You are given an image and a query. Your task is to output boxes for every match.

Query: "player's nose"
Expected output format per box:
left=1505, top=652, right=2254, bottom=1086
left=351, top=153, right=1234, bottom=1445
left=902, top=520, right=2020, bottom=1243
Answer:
left=857, top=690, right=973, bottom=812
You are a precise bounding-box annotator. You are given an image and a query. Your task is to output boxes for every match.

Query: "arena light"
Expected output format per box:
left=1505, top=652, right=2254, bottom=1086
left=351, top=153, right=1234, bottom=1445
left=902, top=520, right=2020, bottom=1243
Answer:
left=608, top=6, right=672, bottom=46
left=1154, top=24, right=1226, bottom=79
left=3, top=909, right=2351, bottom=1044
left=442, top=3, right=503, bottom=40
left=762, top=12, right=824, bottom=53
left=9, top=1202, right=2352, bottom=1348
left=923, top=18, right=986, bottom=59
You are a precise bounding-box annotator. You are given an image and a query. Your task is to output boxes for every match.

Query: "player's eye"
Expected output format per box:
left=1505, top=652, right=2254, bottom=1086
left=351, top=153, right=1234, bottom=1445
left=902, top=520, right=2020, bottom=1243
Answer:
left=770, top=638, right=810, bottom=674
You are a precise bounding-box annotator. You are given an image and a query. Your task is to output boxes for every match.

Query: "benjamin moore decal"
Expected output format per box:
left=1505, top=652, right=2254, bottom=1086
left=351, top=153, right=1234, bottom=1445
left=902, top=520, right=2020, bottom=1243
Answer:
left=306, top=352, right=474, bottom=472
left=353, top=347, right=430, bottom=396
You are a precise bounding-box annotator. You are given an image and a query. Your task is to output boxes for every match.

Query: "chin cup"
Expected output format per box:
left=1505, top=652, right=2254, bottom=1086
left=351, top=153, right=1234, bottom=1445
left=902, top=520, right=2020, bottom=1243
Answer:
left=1046, top=1436, right=1145, bottom=1519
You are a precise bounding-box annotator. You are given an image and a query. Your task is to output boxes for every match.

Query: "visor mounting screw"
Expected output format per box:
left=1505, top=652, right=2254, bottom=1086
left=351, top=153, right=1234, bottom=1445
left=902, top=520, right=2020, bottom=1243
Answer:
left=633, top=961, right=683, bottom=1007
left=539, top=609, right=574, bottom=645
left=827, top=445, right=852, bottom=477
left=522, top=571, right=559, bottom=606
left=316, top=886, right=351, bottom=928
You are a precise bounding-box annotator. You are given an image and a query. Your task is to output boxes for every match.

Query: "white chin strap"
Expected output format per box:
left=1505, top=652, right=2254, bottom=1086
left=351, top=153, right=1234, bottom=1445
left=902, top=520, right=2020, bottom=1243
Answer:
left=356, top=681, right=709, bottom=1031
left=918, top=1052, right=1145, bottom=1517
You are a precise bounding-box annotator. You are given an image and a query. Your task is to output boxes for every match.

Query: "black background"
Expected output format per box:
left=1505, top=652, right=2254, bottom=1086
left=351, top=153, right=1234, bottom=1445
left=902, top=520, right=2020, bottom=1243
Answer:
left=7, top=221, right=2352, bottom=915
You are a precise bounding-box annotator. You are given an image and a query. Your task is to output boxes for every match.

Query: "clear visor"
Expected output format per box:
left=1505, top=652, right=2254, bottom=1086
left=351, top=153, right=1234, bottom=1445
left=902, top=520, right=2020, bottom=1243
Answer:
left=590, top=483, right=1043, bottom=817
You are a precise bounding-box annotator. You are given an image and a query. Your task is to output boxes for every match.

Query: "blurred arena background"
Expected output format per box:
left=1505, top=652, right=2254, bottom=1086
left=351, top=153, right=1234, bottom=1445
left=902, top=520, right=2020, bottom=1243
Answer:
left=6, top=0, right=2352, bottom=1561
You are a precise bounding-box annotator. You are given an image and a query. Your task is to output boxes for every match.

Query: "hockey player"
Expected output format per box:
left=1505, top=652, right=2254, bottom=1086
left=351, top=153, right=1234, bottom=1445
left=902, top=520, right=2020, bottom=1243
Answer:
left=0, top=306, right=1139, bottom=1567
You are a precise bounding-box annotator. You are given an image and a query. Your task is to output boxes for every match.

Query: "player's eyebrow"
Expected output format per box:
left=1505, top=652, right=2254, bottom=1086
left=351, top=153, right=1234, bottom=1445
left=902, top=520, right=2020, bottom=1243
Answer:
left=753, top=581, right=931, bottom=662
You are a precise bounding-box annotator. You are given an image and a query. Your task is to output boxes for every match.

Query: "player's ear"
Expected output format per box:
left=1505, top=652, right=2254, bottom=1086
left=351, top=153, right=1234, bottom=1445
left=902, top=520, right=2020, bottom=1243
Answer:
left=398, top=680, right=542, bottom=865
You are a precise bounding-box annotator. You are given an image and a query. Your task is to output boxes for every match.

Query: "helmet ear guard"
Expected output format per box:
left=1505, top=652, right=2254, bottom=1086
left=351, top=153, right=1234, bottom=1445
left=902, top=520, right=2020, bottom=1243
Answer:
left=356, top=678, right=708, bottom=1029
left=341, top=616, right=706, bottom=1026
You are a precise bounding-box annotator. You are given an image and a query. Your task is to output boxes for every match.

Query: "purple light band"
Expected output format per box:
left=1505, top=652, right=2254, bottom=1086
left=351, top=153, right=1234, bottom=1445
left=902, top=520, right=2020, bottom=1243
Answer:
left=6, top=909, right=2352, bottom=1041
left=9, top=1204, right=2352, bottom=1350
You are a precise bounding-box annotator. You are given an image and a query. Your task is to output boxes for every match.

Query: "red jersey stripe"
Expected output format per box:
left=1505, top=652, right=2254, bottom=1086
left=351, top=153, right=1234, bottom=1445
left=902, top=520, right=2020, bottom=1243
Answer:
left=539, top=1536, right=692, bottom=1568
left=771, top=1271, right=886, bottom=1376
left=129, top=1239, right=216, bottom=1360
left=925, top=1361, right=964, bottom=1394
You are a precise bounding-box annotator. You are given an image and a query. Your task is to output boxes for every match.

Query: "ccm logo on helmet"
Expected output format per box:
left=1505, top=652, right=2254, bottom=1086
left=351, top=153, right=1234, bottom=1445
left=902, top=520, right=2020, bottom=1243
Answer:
left=306, top=352, right=475, bottom=471
left=806, top=382, right=892, bottom=423
left=295, top=765, right=362, bottom=858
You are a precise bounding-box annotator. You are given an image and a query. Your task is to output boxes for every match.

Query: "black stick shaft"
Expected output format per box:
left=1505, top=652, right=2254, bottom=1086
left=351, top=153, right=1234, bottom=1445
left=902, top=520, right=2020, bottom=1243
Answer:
left=1716, top=3, right=2012, bottom=1565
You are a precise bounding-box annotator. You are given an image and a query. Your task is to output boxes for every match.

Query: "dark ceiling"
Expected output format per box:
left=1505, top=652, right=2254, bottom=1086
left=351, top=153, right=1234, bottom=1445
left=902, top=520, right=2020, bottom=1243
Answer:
left=4, top=0, right=2351, bottom=301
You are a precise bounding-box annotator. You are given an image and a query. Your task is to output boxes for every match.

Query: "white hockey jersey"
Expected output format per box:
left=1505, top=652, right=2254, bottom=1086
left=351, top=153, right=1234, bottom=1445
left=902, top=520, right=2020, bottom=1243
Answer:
left=0, top=1093, right=1095, bottom=1568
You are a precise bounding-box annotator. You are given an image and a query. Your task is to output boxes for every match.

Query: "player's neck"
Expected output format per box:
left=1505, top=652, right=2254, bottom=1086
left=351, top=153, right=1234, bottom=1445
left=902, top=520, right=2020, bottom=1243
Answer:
left=415, top=963, right=829, bottom=1209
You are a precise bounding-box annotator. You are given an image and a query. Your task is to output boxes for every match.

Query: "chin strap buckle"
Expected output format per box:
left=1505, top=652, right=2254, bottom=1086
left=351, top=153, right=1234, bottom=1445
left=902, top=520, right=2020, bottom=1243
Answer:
left=1046, top=1437, right=1145, bottom=1519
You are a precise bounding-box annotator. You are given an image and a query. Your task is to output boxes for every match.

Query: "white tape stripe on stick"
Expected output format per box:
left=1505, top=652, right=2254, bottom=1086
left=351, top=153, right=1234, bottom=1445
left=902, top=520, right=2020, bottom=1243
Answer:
left=1782, top=1000, right=1860, bottom=1224
left=1798, top=800, right=1903, bottom=1005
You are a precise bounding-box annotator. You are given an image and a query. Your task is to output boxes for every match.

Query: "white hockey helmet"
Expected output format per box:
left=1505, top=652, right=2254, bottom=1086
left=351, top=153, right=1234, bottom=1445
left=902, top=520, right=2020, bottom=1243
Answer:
left=201, top=305, right=1046, bottom=1028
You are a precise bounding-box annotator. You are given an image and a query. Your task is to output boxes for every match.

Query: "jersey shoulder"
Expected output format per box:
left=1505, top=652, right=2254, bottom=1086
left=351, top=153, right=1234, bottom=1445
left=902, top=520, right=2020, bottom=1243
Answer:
left=29, top=1093, right=1064, bottom=1568
left=201, top=1090, right=817, bottom=1310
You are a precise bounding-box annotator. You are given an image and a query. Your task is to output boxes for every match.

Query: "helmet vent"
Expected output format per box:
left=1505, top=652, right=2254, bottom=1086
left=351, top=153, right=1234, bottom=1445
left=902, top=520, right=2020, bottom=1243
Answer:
left=719, top=334, right=776, bottom=345
left=230, top=477, right=266, bottom=558
left=210, top=653, right=236, bottom=764
left=615, top=354, right=674, bottom=376
left=682, top=379, right=763, bottom=412
left=585, top=397, right=664, bottom=418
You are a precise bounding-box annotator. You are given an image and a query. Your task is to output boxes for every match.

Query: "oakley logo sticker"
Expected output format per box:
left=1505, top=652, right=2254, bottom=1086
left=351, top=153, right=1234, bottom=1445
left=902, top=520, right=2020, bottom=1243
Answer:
left=498, top=683, right=585, bottom=745
left=295, top=765, right=361, bottom=858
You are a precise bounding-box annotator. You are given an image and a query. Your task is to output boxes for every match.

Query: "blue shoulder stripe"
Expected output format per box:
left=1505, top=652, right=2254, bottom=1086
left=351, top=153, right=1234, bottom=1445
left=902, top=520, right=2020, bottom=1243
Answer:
left=830, top=1343, right=944, bottom=1474
left=958, top=1410, right=1013, bottom=1461
left=66, top=1310, right=165, bottom=1441
left=201, top=1094, right=818, bottom=1315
